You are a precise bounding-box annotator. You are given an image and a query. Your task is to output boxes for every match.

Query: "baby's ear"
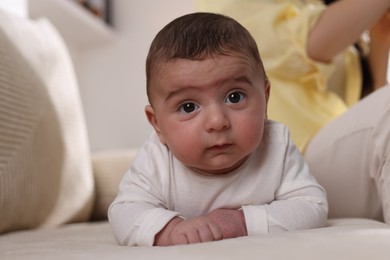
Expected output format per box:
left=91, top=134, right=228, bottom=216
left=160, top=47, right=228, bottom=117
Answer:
left=145, top=105, right=166, bottom=144
left=264, top=79, right=271, bottom=118
left=265, top=78, right=271, bottom=102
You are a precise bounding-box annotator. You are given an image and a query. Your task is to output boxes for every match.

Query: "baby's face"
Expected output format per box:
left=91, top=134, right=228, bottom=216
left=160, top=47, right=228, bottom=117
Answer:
left=146, top=55, right=269, bottom=175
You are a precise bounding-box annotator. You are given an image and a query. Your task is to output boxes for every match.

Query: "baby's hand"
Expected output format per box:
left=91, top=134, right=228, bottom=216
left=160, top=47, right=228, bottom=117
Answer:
left=207, top=208, right=247, bottom=239
left=154, top=216, right=223, bottom=246
left=154, top=209, right=247, bottom=246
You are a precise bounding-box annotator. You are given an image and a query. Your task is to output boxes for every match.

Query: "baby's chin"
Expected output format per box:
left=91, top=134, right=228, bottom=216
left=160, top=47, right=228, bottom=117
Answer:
left=186, top=155, right=250, bottom=176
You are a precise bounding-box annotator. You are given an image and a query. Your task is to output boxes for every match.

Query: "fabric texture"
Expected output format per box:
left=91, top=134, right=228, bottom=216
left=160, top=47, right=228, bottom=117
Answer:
left=196, top=0, right=361, bottom=151
left=108, top=120, right=327, bottom=246
left=1, top=219, right=390, bottom=260
left=91, top=150, right=138, bottom=220
left=305, top=85, right=390, bottom=223
left=0, top=10, right=94, bottom=233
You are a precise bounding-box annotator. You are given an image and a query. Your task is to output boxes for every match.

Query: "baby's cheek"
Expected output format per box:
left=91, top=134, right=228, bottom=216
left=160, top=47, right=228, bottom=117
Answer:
left=168, top=132, right=202, bottom=163
left=245, top=129, right=263, bottom=148
left=238, top=120, right=264, bottom=149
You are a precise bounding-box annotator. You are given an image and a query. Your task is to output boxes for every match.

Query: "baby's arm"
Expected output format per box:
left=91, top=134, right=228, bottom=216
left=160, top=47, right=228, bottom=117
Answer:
left=243, top=134, right=327, bottom=235
left=154, top=209, right=247, bottom=246
left=243, top=188, right=327, bottom=235
left=108, top=137, right=182, bottom=246
left=207, top=208, right=247, bottom=239
left=109, top=134, right=249, bottom=246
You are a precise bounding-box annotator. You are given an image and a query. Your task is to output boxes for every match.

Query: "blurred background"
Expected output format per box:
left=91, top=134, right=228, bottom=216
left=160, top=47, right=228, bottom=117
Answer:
left=0, top=0, right=194, bottom=152
left=0, top=0, right=389, bottom=153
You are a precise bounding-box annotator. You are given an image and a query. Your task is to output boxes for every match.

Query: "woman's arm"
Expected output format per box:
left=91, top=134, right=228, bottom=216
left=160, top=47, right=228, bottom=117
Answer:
left=369, top=9, right=390, bottom=89
left=307, top=0, right=390, bottom=62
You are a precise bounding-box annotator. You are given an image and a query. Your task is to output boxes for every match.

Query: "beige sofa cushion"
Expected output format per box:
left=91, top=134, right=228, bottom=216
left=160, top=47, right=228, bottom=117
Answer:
left=1, top=219, right=390, bottom=259
left=0, top=10, right=94, bottom=233
left=91, top=149, right=138, bottom=220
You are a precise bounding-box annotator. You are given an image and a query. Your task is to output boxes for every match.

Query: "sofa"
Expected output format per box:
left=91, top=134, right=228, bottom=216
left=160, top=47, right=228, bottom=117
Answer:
left=1, top=9, right=390, bottom=260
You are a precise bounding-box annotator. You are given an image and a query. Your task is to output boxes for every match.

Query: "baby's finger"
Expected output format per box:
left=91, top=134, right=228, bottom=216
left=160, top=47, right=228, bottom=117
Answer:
left=208, top=223, right=224, bottom=241
left=184, top=229, right=202, bottom=244
left=197, top=226, right=215, bottom=242
left=170, top=233, right=189, bottom=245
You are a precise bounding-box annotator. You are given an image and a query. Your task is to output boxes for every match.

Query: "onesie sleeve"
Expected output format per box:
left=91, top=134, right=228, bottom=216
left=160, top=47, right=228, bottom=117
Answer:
left=108, top=134, right=181, bottom=246
left=242, top=125, right=328, bottom=235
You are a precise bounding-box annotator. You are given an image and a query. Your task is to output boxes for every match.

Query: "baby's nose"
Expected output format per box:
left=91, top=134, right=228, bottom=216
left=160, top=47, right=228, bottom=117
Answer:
left=205, top=107, right=230, bottom=132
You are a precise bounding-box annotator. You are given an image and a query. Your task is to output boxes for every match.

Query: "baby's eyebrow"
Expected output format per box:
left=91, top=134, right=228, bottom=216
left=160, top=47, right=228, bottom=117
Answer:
left=165, top=86, right=199, bottom=102
left=234, top=75, right=252, bottom=85
left=165, top=75, right=252, bottom=102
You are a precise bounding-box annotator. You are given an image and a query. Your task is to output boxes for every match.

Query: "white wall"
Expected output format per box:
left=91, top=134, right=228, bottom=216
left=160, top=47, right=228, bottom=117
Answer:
left=74, top=0, right=195, bottom=152
left=0, top=0, right=27, bottom=17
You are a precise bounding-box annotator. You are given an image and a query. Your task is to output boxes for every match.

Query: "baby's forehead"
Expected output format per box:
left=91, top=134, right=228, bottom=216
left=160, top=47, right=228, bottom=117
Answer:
left=154, top=52, right=259, bottom=74
left=147, top=53, right=265, bottom=103
left=155, top=55, right=254, bottom=80
left=152, top=55, right=264, bottom=91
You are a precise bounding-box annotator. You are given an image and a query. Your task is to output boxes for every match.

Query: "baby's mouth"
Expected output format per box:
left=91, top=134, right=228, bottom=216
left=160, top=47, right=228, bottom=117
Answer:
left=207, top=143, right=232, bottom=151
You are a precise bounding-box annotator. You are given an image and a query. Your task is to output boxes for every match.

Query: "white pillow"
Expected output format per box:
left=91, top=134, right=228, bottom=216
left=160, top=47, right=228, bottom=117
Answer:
left=0, top=10, right=94, bottom=233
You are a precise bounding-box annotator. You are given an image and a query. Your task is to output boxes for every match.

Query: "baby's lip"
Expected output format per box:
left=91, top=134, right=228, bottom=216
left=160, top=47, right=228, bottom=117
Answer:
left=207, top=143, right=233, bottom=151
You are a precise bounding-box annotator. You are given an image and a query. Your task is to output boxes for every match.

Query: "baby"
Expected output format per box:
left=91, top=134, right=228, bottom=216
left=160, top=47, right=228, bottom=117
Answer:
left=108, top=12, right=328, bottom=247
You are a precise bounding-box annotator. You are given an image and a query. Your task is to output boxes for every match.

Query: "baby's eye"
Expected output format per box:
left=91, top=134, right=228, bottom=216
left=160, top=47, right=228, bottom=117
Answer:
left=179, top=102, right=199, bottom=114
left=225, top=91, right=245, bottom=104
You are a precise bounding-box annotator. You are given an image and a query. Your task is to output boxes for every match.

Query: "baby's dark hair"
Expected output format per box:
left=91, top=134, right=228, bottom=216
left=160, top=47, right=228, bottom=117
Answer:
left=146, top=12, right=266, bottom=103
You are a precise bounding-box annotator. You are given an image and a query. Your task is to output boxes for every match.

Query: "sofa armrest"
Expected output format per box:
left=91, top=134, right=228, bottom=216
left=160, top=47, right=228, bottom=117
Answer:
left=90, top=149, right=138, bottom=220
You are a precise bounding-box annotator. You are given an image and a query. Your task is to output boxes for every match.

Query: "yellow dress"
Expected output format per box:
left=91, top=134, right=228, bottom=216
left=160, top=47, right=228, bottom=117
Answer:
left=196, top=0, right=361, bottom=151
